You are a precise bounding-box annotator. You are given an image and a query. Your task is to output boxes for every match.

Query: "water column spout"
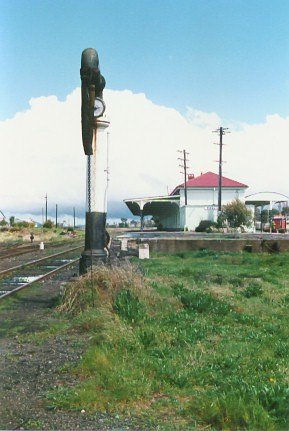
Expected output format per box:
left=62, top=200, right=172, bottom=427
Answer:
left=79, top=117, right=110, bottom=274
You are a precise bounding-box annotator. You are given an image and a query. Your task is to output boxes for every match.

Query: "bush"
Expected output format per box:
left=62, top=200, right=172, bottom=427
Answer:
left=195, top=220, right=217, bottom=232
left=9, top=227, right=21, bottom=232
left=118, top=222, right=129, bottom=228
left=15, top=221, right=30, bottom=228
left=43, top=219, right=54, bottom=229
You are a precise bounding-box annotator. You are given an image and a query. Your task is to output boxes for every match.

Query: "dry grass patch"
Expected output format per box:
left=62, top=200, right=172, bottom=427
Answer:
left=205, top=283, right=235, bottom=298
left=58, top=262, right=153, bottom=314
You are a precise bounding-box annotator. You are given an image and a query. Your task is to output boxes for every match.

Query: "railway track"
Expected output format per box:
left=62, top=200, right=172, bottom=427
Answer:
left=0, top=245, right=83, bottom=300
left=0, top=239, right=83, bottom=260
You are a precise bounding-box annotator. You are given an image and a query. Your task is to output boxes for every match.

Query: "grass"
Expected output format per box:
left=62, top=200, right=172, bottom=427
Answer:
left=21, top=418, right=45, bottom=430
left=45, top=252, right=289, bottom=430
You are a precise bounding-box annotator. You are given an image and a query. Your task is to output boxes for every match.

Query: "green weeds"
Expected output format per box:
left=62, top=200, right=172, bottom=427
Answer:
left=47, top=252, right=289, bottom=430
left=113, top=289, right=146, bottom=323
left=242, top=280, right=264, bottom=298
left=177, top=288, right=233, bottom=315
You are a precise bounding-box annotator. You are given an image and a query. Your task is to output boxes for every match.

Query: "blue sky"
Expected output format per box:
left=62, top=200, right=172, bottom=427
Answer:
left=1, top=0, right=289, bottom=124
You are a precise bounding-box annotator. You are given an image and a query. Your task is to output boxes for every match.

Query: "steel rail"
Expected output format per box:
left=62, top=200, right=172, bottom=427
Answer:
left=0, top=245, right=38, bottom=259
left=0, top=248, right=42, bottom=260
left=0, top=245, right=83, bottom=277
left=0, top=239, right=84, bottom=260
left=0, top=257, right=79, bottom=300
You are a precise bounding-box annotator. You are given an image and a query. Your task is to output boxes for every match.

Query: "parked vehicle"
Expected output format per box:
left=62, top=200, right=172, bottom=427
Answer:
left=272, top=215, right=287, bottom=233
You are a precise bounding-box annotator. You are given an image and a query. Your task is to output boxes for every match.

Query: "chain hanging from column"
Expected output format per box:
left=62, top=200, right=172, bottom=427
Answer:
left=87, top=155, right=92, bottom=213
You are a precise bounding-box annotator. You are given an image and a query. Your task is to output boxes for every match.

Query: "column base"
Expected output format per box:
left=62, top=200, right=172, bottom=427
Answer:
left=79, top=249, right=108, bottom=275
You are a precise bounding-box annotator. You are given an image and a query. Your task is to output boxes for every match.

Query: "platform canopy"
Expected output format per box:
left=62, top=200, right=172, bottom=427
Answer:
left=245, top=192, right=289, bottom=208
left=124, top=195, right=180, bottom=216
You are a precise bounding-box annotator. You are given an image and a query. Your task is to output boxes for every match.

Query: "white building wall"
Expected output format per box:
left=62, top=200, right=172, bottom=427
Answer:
left=180, top=206, right=186, bottom=229
left=180, top=188, right=246, bottom=206
left=179, top=187, right=247, bottom=230
left=181, top=206, right=217, bottom=230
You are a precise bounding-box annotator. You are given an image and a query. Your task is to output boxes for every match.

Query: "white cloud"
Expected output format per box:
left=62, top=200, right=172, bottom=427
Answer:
left=0, top=89, right=85, bottom=212
left=225, top=113, right=289, bottom=197
left=0, top=89, right=289, bottom=218
left=186, top=107, right=222, bottom=129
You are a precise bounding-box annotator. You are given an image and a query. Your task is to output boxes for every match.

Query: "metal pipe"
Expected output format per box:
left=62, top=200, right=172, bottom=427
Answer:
left=55, top=204, right=58, bottom=228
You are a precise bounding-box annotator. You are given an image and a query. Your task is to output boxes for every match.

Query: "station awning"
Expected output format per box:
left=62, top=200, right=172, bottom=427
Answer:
left=245, top=192, right=289, bottom=207
left=124, top=195, right=180, bottom=216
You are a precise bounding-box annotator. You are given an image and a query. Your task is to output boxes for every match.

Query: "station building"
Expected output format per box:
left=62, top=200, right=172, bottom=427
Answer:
left=124, top=171, right=248, bottom=230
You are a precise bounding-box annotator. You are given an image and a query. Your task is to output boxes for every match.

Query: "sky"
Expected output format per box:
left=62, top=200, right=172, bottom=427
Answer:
left=1, top=0, right=289, bottom=221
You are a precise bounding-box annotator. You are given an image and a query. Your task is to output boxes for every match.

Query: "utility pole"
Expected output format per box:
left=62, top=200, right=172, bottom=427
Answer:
left=73, top=207, right=76, bottom=230
left=45, top=193, right=48, bottom=222
left=213, top=127, right=229, bottom=212
left=178, top=149, right=189, bottom=205
left=55, top=204, right=58, bottom=228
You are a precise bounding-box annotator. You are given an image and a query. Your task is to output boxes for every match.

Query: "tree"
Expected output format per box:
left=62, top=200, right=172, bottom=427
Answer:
left=261, top=208, right=279, bottom=224
left=119, top=218, right=128, bottom=228
left=221, top=199, right=252, bottom=228
left=9, top=216, right=15, bottom=226
left=270, top=209, right=279, bottom=218
left=261, top=210, right=269, bottom=224
left=254, top=207, right=261, bottom=222
left=281, top=206, right=289, bottom=216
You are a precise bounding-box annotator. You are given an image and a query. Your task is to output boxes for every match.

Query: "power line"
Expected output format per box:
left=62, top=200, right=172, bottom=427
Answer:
left=178, top=149, right=189, bottom=206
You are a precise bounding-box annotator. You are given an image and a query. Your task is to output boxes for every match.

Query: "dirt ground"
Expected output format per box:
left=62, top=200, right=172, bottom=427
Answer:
left=0, top=260, right=143, bottom=431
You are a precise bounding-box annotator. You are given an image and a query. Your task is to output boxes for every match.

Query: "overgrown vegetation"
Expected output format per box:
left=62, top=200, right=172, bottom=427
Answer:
left=0, top=226, right=84, bottom=243
left=47, top=252, right=289, bottom=430
left=195, top=219, right=217, bottom=232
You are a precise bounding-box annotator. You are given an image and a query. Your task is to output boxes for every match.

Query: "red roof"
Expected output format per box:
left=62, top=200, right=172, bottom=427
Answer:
left=171, top=172, right=248, bottom=195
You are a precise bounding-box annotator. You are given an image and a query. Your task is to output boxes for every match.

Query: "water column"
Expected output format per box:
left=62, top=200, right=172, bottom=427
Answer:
left=79, top=117, right=110, bottom=274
